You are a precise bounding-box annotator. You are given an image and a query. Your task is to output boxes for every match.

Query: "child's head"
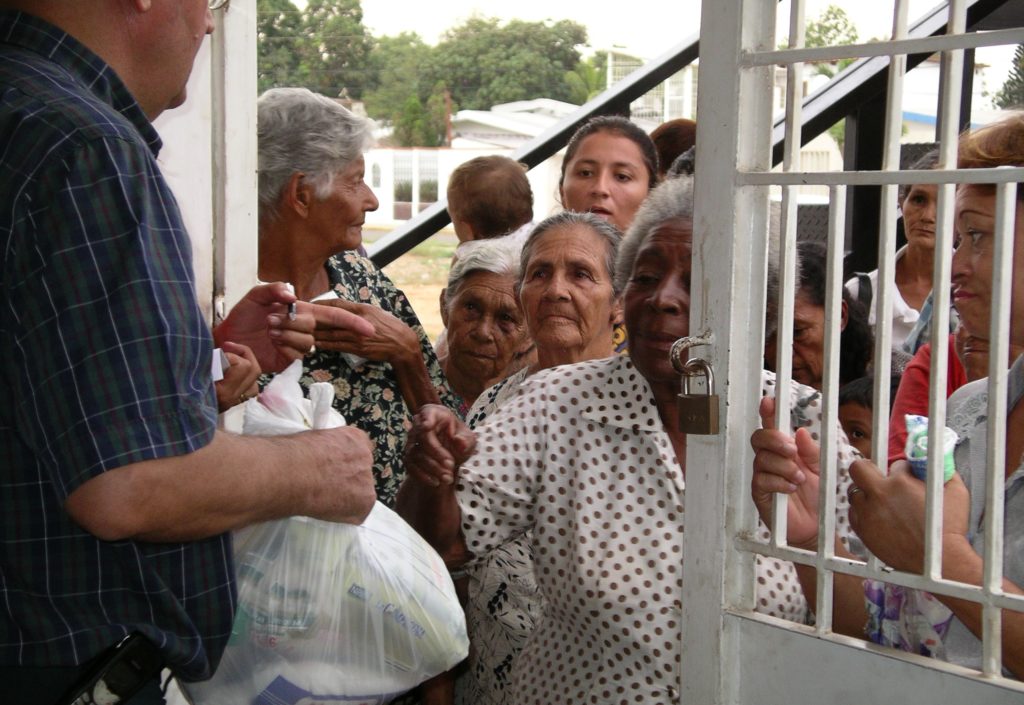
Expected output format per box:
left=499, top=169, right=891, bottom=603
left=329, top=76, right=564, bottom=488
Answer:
left=837, top=375, right=900, bottom=460
left=837, top=377, right=873, bottom=459
left=447, top=156, right=533, bottom=243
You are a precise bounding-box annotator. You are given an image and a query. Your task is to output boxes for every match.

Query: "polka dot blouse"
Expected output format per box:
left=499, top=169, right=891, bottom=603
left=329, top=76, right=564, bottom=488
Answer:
left=455, top=355, right=858, bottom=704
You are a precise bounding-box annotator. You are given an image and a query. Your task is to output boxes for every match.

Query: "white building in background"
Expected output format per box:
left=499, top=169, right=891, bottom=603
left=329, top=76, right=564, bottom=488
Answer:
left=364, top=47, right=1007, bottom=232
left=363, top=99, right=579, bottom=232
left=362, top=54, right=845, bottom=232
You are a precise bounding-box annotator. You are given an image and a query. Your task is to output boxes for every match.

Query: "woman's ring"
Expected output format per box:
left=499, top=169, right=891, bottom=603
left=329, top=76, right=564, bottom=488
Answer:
left=238, top=392, right=252, bottom=404
left=847, top=485, right=863, bottom=500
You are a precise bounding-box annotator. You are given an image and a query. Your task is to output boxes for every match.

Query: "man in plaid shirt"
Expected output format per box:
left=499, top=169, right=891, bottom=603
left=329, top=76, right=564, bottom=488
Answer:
left=0, top=2, right=378, bottom=702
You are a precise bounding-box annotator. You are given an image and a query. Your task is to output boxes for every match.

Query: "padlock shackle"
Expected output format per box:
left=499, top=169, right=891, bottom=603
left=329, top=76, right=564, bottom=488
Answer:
left=680, top=357, right=715, bottom=395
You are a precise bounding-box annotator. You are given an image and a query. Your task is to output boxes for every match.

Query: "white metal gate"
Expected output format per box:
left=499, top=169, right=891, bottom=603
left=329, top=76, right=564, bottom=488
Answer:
left=681, top=1, right=1024, bottom=702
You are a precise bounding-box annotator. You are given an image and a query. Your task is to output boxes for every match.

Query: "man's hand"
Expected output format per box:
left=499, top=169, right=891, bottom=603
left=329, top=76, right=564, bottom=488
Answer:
left=64, top=425, right=378, bottom=541
left=214, top=283, right=374, bottom=374
left=214, top=342, right=261, bottom=412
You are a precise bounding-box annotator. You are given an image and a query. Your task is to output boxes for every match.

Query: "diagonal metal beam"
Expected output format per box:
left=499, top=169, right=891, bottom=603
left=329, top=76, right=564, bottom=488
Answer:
left=368, top=36, right=699, bottom=266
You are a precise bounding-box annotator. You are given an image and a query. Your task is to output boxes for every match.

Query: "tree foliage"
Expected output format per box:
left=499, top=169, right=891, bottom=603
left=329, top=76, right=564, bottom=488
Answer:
left=425, top=16, right=587, bottom=110
left=256, top=0, right=374, bottom=98
left=803, top=4, right=859, bottom=79
left=256, top=6, right=589, bottom=146
left=994, top=44, right=1024, bottom=109
left=566, top=54, right=607, bottom=105
left=256, top=0, right=305, bottom=94
left=363, top=33, right=432, bottom=110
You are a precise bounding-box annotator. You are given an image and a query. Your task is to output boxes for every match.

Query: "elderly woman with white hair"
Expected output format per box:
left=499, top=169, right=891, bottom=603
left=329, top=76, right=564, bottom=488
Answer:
left=397, top=176, right=861, bottom=705
left=437, top=236, right=529, bottom=409
left=256, top=87, right=461, bottom=507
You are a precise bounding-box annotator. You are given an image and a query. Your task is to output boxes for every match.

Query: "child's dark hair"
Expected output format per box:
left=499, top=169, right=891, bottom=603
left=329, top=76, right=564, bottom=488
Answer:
left=838, top=375, right=901, bottom=414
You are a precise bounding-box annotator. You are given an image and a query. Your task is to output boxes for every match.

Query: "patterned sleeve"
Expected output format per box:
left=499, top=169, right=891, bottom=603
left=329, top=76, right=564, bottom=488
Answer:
left=2, top=136, right=216, bottom=497
left=354, top=257, right=465, bottom=418
left=759, top=371, right=864, bottom=557
left=456, top=374, right=547, bottom=557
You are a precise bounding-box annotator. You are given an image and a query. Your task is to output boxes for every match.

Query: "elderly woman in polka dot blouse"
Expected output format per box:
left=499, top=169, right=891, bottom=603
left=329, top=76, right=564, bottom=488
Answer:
left=397, top=176, right=860, bottom=705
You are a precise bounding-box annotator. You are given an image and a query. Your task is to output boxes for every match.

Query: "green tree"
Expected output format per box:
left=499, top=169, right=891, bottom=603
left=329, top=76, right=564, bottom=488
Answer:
left=804, top=4, right=859, bottom=79
left=566, top=54, right=607, bottom=105
left=994, top=44, right=1024, bottom=109
left=390, top=84, right=452, bottom=148
left=256, top=0, right=305, bottom=92
left=256, top=0, right=374, bottom=98
left=425, top=16, right=587, bottom=110
left=363, top=33, right=433, bottom=124
left=299, top=0, right=375, bottom=99
left=801, top=4, right=860, bottom=150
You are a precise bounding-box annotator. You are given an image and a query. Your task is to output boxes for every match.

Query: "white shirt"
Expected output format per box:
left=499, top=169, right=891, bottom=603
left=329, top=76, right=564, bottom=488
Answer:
left=845, top=245, right=921, bottom=349
left=456, top=355, right=859, bottom=704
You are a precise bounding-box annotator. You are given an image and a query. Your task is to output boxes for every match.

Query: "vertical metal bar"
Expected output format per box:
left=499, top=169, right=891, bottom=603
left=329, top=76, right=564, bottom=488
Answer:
left=980, top=179, right=1016, bottom=676
left=210, top=10, right=227, bottom=320
left=815, top=184, right=846, bottom=635
left=868, top=0, right=909, bottom=469
left=770, top=0, right=805, bottom=548
left=923, top=0, right=967, bottom=582
left=681, top=0, right=776, bottom=700
left=771, top=191, right=798, bottom=549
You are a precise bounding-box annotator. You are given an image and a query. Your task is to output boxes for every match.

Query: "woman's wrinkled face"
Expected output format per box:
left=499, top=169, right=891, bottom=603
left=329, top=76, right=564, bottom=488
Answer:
left=307, top=156, right=379, bottom=254
left=519, top=224, right=620, bottom=360
left=623, top=218, right=692, bottom=386
left=952, top=184, right=1024, bottom=346
left=900, top=183, right=938, bottom=248
left=443, top=271, right=526, bottom=386
left=763, top=292, right=830, bottom=391
left=560, top=131, right=651, bottom=232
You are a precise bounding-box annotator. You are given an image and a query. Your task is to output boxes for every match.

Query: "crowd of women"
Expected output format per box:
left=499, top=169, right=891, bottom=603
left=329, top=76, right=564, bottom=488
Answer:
left=238, top=85, right=1024, bottom=703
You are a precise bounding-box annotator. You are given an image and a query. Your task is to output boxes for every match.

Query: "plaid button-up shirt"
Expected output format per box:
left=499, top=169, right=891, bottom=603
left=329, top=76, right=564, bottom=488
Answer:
left=0, top=11, right=233, bottom=680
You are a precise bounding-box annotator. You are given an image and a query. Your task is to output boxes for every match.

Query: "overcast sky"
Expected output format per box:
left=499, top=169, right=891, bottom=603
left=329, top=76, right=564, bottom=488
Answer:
left=358, top=0, right=1014, bottom=88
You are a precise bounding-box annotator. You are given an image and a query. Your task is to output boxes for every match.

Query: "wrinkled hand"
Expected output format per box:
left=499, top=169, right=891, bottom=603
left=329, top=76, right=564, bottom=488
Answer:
left=305, top=425, right=377, bottom=524
left=214, top=283, right=374, bottom=374
left=404, top=404, right=476, bottom=487
left=848, top=459, right=970, bottom=573
left=312, top=298, right=419, bottom=365
left=214, top=342, right=262, bottom=412
left=750, top=395, right=822, bottom=549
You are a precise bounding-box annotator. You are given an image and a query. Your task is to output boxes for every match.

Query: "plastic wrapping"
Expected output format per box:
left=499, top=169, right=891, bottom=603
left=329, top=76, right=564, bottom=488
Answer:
left=903, top=414, right=957, bottom=482
left=184, top=361, right=468, bottom=705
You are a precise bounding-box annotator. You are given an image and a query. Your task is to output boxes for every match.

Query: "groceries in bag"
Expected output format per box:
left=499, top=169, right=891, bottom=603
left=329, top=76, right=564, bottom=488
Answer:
left=184, top=361, right=468, bottom=704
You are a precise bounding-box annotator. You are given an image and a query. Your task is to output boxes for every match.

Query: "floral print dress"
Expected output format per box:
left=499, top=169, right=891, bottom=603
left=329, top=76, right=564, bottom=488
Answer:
left=287, top=252, right=462, bottom=507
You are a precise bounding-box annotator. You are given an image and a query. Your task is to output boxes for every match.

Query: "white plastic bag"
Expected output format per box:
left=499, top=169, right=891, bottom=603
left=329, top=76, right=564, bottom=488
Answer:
left=184, top=361, right=468, bottom=705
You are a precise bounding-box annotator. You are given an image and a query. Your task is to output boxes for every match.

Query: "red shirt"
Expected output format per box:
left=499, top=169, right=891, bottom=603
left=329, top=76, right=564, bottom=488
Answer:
left=887, top=334, right=969, bottom=463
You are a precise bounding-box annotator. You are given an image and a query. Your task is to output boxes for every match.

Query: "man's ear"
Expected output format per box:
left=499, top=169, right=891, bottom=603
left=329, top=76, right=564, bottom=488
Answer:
left=283, top=172, right=313, bottom=218
left=840, top=299, right=849, bottom=331
left=439, top=288, right=449, bottom=327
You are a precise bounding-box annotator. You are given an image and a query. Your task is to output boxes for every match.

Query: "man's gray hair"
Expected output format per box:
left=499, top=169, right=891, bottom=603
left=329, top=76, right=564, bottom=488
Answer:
left=445, top=236, right=523, bottom=311
left=517, top=212, right=622, bottom=296
left=614, top=176, right=695, bottom=292
left=257, top=87, right=374, bottom=223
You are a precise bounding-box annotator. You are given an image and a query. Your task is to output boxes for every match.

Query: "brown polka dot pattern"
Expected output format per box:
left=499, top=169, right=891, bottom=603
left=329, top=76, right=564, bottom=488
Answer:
left=455, top=358, right=860, bottom=704
left=755, top=370, right=861, bottom=623
left=458, top=356, right=682, bottom=703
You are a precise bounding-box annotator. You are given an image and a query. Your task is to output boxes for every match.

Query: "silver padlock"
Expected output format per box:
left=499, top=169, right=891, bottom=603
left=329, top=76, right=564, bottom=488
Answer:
left=677, top=357, right=720, bottom=435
